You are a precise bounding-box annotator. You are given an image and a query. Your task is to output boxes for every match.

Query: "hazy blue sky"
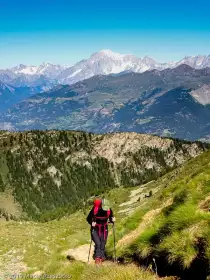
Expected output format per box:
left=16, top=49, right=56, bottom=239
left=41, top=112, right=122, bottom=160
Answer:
left=0, top=0, right=210, bottom=67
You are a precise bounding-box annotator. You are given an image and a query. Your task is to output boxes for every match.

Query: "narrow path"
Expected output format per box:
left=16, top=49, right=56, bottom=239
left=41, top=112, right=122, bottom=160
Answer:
left=0, top=257, right=27, bottom=280
left=117, top=198, right=173, bottom=249
left=63, top=198, right=172, bottom=266
left=64, top=244, right=114, bottom=267
left=64, top=244, right=95, bottom=263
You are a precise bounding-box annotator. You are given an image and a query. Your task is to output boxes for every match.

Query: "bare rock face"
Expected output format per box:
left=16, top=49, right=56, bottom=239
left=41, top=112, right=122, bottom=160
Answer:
left=191, top=84, right=210, bottom=105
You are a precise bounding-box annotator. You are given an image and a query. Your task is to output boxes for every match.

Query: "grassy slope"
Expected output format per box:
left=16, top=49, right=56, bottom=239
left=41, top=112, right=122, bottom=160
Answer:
left=112, top=149, right=210, bottom=276
left=1, top=149, right=210, bottom=279
left=0, top=183, right=163, bottom=279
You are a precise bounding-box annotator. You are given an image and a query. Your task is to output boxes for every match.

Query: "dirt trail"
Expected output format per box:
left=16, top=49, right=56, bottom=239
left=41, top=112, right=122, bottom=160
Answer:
left=64, top=244, right=114, bottom=266
left=64, top=244, right=95, bottom=263
left=64, top=199, right=172, bottom=265
left=117, top=198, right=173, bottom=249
left=0, top=257, right=27, bottom=280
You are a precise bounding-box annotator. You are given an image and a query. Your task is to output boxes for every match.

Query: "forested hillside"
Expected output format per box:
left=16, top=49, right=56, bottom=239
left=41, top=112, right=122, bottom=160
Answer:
left=0, top=130, right=208, bottom=221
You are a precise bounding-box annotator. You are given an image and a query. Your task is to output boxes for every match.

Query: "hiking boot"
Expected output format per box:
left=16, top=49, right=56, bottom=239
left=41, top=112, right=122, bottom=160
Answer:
left=95, top=257, right=101, bottom=264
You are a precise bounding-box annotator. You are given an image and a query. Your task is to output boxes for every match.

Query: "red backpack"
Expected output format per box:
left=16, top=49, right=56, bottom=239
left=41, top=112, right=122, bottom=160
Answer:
left=93, top=199, right=110, bottom=218
left=93, top=199, right=111, bottom=239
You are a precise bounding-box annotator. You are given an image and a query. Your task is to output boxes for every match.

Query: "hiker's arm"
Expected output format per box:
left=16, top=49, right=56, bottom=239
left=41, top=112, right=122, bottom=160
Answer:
left=86, top=209, right=93, bottom=225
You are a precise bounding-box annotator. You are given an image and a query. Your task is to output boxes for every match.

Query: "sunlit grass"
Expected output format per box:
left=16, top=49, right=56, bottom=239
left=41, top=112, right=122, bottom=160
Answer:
left=118, top=150, right=210, bottom=270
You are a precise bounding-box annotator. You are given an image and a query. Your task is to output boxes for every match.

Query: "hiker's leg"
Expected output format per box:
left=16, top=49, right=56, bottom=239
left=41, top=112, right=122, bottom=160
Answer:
left=100, top=237, right=107, bottom=259
left=100, top=228, right=108, bottom=259
left=90, top=229, right=96, bottom=259
left=91, top=229, right=101, bottom=259
left=93, top=244, right=96, bottom=260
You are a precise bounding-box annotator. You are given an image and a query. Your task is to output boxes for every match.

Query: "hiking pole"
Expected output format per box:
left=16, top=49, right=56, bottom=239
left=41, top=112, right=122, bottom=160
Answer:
left=88, top=238, right=93, bottom=263
left=112, top=223, right=117, bottom=263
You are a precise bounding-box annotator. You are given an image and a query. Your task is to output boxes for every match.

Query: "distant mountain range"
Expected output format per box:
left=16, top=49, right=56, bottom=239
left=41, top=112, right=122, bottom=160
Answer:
left=1, top=64, right=210, bottom=141
left=0, top=77, right=58, bottom=115
left=1, top=50, right=210, bottom=86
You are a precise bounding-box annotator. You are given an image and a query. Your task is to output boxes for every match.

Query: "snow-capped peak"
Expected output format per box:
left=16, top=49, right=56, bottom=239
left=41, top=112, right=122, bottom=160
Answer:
left=40, top=62, right=51, bottom=67
left=57, top=50, right=210, bottom=84
left=2, top=49, right=210, bottom=87
left=141, top=56, right=157, bottom=64
left=12, top=64, right=38, bottom=75
left=14, top=64, right=28, bottom=70
left=9, top=63, right=67, bottom=78
left=99, top=49, right=126, bottom=58
left=90, top=49, right=131, bottom=61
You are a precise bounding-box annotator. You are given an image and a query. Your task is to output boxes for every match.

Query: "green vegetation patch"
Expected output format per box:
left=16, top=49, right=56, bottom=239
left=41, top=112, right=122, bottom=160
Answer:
left=118, top=150, right=210, bottom=271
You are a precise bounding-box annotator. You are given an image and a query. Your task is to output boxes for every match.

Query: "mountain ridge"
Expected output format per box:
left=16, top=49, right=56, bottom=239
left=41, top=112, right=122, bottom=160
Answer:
left=1, top=65, right=210, bottom=140
left=1, top=50, right=210, bottom=86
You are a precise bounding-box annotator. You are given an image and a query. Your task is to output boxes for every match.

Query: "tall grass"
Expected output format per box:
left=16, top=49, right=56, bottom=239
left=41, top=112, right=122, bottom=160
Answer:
left=118, top=150, right=210, bottom=271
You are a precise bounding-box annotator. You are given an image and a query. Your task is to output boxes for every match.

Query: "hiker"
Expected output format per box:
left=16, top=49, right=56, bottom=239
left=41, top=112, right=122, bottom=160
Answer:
left=87, top=198, right=116, bottom=264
